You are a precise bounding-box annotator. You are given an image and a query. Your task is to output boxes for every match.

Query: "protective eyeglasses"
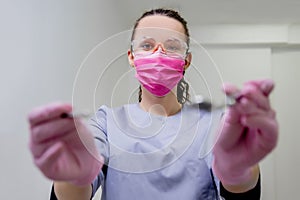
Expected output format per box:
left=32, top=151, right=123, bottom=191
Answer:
left=131, top=36, right=189, bottom=59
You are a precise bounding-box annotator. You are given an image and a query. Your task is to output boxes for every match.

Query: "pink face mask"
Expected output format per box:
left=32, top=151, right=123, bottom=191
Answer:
left=134, top=52, right=185, bottom=97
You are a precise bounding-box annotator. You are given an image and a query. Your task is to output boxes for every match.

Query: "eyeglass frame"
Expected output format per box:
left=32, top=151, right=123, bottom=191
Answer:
left=130, top=36, right=190, bottom=59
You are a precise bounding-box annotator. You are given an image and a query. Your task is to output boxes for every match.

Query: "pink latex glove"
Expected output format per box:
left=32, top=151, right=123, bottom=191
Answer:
left=212, top=79, right=279, bottom=185
left=28, top=102, right=103, bottom=186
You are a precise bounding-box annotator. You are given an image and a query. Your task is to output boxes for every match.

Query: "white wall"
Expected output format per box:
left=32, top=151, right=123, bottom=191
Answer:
left=272, top=49, right=300, bottom=199
left=0, top=0, right=125, bottom=199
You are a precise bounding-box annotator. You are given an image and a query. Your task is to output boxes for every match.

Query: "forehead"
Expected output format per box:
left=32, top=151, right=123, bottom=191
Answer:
left=134, top=15, right=187, bottom=41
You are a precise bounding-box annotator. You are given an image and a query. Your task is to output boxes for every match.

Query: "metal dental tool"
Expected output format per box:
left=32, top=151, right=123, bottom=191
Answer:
left=60, top=111, right=93, bottom=119
left=195, top=93, right=243, bottom=111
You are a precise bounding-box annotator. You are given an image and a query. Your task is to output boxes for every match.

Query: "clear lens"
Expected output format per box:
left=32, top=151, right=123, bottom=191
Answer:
left=132, top=37, right=188, bottom=58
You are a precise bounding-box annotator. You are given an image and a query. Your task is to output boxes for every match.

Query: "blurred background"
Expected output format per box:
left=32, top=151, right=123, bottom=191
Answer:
left=1, top=0, right=299, bottom=199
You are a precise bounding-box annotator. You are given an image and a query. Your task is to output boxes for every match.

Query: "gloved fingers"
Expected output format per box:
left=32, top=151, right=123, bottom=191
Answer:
left=72, top=118, right=103, bottom=161
left=216, top=116, right=244, bottom=149
left=219, top=79, right=274, bottom=140
left=218, top=93, right=271, bottom=150
left=29, top=127, right=75, bottom=159
left=30, top=118, right=76, bottom=144
left=240, top=110, right=278, bottom=149
left=241, top=109, right=276, bottom=128
left=245, top=79, right=274, bottom=96
left=219, top=106, right=270, bottom=149
left=222, top=82, right=240, bottom=96
left=222, top=79, right=274, bottom=112
left=34, top=141, right=67, bottom=180
left=28, top=102, right=72, bottom=127
left=240, top=82, right=272, bottom=111
left=222, top=82, right=261, bottom=123
left=235, top=97, right=265, bottom=116
left=221, top=82, right=241, bottom=124
left=29, top=138, right=56, bottom=159
left=35, top=141, right=85, bottom=182
left=223, top=96, right=263, bottom=125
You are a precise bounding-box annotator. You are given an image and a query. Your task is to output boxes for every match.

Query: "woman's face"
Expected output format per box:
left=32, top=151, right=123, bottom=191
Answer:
left=128, top=15, right=191, bottom=68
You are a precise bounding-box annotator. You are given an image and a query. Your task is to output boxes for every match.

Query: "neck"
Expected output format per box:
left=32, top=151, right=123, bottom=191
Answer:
left=139, top=87, right=182, bottom=116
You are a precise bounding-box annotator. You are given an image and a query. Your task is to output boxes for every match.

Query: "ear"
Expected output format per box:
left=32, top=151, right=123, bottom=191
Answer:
left=128, top=49, right=135, bottom=68
left=184, top=52, right=192, bottom=70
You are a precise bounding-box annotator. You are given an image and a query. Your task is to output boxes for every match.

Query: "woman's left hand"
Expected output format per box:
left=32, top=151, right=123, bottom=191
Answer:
left=212, top=79, right=279, bottom=186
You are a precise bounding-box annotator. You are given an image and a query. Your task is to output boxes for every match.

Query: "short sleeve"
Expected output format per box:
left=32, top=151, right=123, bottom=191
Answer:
left=89, top=105, right=110, bottom=198
left=204, top=152, right=221, bottom=197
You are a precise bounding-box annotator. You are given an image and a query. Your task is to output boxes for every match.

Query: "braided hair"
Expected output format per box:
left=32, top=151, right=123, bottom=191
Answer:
left=132, top=8, right=190, bottom=104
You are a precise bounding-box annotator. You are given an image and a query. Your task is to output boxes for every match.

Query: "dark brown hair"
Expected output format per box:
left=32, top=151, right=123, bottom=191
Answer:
left=131, top=8, right=190, bottom=47
left=132, top=8, right=190, bottom=104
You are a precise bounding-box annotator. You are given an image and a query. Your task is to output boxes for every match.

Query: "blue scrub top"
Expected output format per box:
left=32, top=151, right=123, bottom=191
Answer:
left=90, top=103, right=223, bottom=200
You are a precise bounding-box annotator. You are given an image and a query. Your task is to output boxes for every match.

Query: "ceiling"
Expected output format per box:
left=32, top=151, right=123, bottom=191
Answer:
left=113, top=0, right=300, bottom=27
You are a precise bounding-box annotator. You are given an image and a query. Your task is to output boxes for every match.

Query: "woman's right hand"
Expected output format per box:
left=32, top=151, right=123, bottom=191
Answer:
left=28, top=102, right=103, bottom=186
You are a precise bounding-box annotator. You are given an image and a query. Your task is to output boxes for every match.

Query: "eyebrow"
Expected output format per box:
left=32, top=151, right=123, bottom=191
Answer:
left=136, top=36, right=183, bottom=42
left=165, top=37, right=182, bottom=42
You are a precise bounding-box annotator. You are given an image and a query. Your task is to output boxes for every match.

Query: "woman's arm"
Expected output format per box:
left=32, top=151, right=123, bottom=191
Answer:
left=213, top=79, right=278, bottom=199
left=221, top=165, right=260, bottom=193
left=220, top=165, right=261, bottom=200
left=51, top=181, right=92, bottom=200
